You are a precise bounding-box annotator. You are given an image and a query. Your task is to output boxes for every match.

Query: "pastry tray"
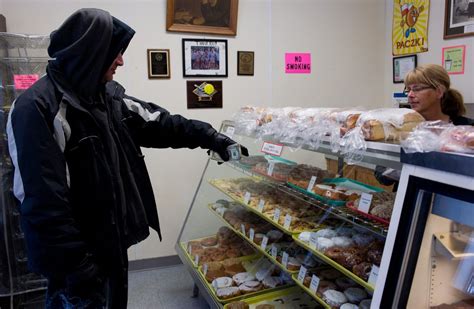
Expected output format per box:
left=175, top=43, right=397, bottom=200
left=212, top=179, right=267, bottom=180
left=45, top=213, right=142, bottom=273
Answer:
left=345, top=202, right=390, bottom=226
left=209, top=179, right=320, bottom=235
left=291, top=234, right=375, bottom=291
left=250, top=156, right=297, bottom=183
left=196, top=256, right=294, bottom=304
left=179, top=234, right=259, bottom=268
left=286, top=178, right=383, bottom=207
left=208, top=204, right=300, bottom=274
left=222, top=286, right=325, bottom=309
left=286, top=182, right=347, bottom=206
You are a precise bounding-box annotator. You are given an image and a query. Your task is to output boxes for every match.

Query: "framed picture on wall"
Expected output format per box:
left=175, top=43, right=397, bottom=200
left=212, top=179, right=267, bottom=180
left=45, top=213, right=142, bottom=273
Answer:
left=237, top=51, right=254, bottom=76
left=393, top=54, right=417, bottom=83
left=166, top=0, right=239, bottom=36
left=182, top=39, right=228, bottom=77
left=147, top=49, right=170, bottom=78
left=444, top=0, right=474, bottom=39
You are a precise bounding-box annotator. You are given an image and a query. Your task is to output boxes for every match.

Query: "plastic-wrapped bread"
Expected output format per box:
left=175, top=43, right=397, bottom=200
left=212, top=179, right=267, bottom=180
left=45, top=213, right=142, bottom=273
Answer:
left=357, top=108, right=425, bottom=141
left=329, top=109, right=366, bottom=136
left=439, top=126, right=474, bottom=154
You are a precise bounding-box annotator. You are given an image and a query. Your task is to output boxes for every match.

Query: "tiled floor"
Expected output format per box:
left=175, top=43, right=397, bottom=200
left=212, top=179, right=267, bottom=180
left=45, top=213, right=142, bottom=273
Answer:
left=128, top=265, right=210, bottom=309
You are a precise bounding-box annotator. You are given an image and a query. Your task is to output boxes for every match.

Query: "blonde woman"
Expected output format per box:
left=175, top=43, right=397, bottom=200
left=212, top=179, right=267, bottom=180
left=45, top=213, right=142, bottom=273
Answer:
left=404, top=64, right=473, bottom=125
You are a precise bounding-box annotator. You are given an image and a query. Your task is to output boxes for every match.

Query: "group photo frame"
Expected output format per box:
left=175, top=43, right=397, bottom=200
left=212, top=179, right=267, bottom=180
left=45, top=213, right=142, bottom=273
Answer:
left=166, top=0, right=239, bottom=36
left=182, top=38, right=228, bottom=77
left=444, top=0, right=474, bottom=39
left=147, top=49, right=170, bottom=79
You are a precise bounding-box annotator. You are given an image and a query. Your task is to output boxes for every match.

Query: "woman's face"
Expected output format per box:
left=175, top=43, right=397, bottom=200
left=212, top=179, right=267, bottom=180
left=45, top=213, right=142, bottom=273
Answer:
left=406, top=83, right=443, bottom=116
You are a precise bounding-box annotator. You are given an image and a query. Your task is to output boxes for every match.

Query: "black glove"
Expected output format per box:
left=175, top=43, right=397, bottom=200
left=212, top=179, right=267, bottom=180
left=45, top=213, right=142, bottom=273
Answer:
left=65, top=255, right=103, bottom=298
left=210, top=132, right=248, bottom=162
left=374, top=165, right=400, bottom=186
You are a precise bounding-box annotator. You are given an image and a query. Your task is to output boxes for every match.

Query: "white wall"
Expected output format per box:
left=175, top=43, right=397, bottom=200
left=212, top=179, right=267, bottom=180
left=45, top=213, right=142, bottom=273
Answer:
left=271, top=0, right=386, bottom=109
left=2, top=0, right=386, bottom=261
left=384, top=1, right=474, bottom=105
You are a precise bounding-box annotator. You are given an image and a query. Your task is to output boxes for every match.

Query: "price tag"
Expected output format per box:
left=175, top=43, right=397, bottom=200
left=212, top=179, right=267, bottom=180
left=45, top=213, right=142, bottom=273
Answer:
left=282, top=252, right=289, bottom=268
left=297, top=266, right=307, bottom=283
left=368, top=264, right=379, bottom=285
left=225, top=126, right=235, bottom=138
left=244, top=192, right=251, bottom=204
left=203, top=264, right=208, bottom=276
left=271, top=245, right=278, bottom=258
left=261, top=236, right=269, bottom=250
left=307, top=176, right=317, bottom=192
left=358, top=193, right=373, bottom=213
left=194, top=255, right=200, bottom=265
left=309, top=275, right=320, bottom=293
left=249, top=228, right=255, bottom=241
left=283, top=214, right=292, bottom=229
left=267, top=162, right=275, bottom=176
left=258, top=199, right=265, bottom=212
left=241, top=224, right=246, bottom=236
left=261, top=141, right=283, bottom=156
left=309, top=232, right=318, bottom=250
left=274, top=208, right=281, bottom=222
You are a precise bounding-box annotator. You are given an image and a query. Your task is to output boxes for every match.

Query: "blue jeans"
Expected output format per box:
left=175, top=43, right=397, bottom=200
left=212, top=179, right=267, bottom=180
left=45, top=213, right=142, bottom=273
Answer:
left=45, top=288, right=106, bottom=309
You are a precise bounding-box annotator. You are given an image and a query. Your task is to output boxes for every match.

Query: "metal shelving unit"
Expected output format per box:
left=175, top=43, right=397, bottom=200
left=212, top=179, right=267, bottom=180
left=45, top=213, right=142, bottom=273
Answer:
left=0, top=33, right=49, bottom=308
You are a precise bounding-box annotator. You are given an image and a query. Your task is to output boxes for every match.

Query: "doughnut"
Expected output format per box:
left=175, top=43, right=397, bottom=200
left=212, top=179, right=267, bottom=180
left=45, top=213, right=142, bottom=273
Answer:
left=322, top=289, right=348, bottom=307
left=344, top=287, right=368, bottom=303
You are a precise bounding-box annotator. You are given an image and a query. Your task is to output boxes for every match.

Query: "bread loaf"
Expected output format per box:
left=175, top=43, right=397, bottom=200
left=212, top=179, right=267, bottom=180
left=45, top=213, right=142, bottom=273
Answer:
left=358, top=108, right=424, bottom=141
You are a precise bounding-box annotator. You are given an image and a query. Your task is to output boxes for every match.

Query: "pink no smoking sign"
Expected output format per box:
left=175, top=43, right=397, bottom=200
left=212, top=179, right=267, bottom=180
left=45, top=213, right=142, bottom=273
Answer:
left=285, top=53, right=311, bottom=74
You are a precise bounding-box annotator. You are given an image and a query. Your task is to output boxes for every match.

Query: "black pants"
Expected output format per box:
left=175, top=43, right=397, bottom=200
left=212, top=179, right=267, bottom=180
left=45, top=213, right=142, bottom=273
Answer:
left=45, top=268, right=128, bottom=309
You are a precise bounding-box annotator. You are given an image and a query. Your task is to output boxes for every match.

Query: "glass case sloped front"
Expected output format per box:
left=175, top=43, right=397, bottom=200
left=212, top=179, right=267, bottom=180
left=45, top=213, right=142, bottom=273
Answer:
left=177, top=121, right=400, bottom=308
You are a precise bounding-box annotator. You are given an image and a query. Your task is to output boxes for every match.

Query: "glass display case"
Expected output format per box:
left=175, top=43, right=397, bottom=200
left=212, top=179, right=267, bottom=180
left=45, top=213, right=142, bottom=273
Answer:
left=176, top=120, right=403, bottom=308
left=0, top=33, right=49, bottom=308
left=373, top=151, right=474, bottom=309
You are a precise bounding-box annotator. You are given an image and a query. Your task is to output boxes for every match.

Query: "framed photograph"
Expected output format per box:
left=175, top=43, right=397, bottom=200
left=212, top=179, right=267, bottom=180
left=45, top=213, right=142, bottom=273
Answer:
left=182, top=39, right=228, bottom=77
left=147, top=49, right=170, bottom=79
left=393, top=54, right=417, bottom=83
left=444, top=0, right=474, bottom=39
left=166, top=0, right=239, bottom=36
left=186, top=80, right=223, bottom=109
left=237, top=51, right=254, bottom=76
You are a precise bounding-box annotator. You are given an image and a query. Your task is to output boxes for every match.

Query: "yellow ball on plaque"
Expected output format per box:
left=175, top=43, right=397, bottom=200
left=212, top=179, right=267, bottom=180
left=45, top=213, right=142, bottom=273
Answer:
left=204, top=83, right=214, bottom=95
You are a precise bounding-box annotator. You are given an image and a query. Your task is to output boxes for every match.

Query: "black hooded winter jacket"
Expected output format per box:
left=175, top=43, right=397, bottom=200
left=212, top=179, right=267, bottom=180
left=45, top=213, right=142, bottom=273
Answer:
left=7, top=8, right=225, bottom=279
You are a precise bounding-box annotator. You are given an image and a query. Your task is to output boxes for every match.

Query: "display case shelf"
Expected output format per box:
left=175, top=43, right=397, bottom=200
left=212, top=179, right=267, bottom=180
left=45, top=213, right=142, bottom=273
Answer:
left=292, top=235, right=375, bottom=291
left=175, top=243, right=223, bottom=309
left=207, top=204, right=300, bottom=275
left=225, top=161, right=389, bottom=237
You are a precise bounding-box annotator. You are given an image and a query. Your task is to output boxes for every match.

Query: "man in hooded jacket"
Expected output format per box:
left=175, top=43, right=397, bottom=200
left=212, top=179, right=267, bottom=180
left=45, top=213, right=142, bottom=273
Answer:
left=7, top=8, right=244, bottom=308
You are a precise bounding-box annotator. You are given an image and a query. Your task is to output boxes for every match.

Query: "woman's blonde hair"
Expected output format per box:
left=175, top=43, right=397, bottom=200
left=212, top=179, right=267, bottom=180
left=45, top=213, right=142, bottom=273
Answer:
left=404, top=64, right=465, bottom=118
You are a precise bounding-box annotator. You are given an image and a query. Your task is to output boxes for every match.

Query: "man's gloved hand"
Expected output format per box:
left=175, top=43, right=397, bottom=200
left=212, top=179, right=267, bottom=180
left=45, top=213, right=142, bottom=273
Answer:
left=374, top=165, right=400, bottom=187
left=65, top=255, right=104, bottom=298
left=211, top=132, right=248, bottom=162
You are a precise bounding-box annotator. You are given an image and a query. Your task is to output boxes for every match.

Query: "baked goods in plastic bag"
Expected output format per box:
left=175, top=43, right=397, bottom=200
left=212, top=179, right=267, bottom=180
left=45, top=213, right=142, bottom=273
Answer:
left=440, top=125, right=474, bottom=154
left=356, top=108, right=425, bottom=141
left=401, top=120, right=453, bottom=153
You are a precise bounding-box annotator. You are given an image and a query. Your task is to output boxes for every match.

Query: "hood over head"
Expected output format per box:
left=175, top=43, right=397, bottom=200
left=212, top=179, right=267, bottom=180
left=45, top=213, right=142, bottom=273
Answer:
left=48, top=8, right=135, bottom=97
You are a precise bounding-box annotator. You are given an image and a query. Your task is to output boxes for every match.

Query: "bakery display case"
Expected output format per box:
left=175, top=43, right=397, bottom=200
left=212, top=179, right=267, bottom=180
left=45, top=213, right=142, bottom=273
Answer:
left=373, top=151, right=473, bottom=309
left=176, top=117, right=403, bottom=309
